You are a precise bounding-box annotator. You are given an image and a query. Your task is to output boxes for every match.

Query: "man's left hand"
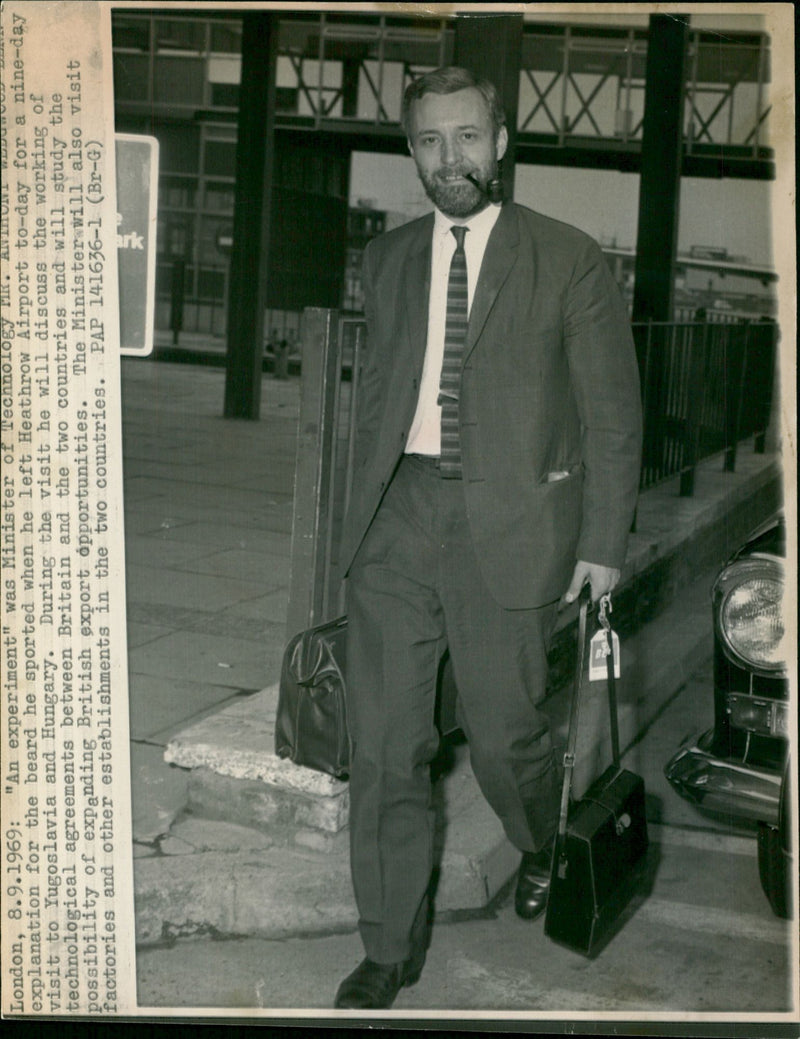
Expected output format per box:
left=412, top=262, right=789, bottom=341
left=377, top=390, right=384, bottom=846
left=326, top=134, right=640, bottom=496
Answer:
left=561, top=560, right=620, bottom=607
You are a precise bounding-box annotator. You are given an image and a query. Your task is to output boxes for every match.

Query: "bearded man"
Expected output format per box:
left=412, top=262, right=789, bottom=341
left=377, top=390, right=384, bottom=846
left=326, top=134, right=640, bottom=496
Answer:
left=334, top=66, right=642, bottom=1009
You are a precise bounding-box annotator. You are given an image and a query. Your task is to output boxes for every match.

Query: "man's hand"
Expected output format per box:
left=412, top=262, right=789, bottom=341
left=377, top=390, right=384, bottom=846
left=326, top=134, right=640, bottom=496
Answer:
left=561, top=560, right=620, bottom=607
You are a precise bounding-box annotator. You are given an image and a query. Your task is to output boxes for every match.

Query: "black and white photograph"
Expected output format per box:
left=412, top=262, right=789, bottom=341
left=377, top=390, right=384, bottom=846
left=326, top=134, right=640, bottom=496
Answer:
left=2, top=1, right=797, bottom=1029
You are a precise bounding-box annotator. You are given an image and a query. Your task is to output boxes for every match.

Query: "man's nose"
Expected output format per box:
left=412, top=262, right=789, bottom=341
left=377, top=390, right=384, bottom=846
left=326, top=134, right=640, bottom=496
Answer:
left=440, top=136, right=460, bottom=166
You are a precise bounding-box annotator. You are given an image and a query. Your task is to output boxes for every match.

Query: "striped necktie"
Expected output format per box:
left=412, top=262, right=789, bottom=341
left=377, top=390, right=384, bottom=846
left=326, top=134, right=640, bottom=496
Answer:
left=437, top=225, right=468, bottom=478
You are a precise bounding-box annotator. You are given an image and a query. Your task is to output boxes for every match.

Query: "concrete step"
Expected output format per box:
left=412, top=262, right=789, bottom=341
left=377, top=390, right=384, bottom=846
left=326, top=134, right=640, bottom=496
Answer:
left=137, top=733, right=519, bottom=944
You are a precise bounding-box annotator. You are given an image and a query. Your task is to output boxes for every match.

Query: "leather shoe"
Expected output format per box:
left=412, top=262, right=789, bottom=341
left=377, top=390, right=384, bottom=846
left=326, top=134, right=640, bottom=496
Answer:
left=514, top=847, right=553, bottom=920
left=334, top=953, right=424, bottom=1010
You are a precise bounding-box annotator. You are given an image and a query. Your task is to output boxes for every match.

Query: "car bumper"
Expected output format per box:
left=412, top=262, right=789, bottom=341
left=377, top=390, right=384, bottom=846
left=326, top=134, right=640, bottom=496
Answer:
left=664, top=730, right=782, bottom=826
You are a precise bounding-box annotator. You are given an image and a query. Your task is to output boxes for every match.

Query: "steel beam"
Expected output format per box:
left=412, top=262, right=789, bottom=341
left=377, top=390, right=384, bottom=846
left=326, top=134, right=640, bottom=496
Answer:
left=453, top=13, right=523, bottom=199
left=223, top=12, right=278, bottom=419
left=632, top=15, right=689, bottom=323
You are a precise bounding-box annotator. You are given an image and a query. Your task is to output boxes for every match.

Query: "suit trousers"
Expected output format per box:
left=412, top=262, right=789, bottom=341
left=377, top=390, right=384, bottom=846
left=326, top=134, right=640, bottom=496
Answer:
left=345, top=453, right=562, bottom=964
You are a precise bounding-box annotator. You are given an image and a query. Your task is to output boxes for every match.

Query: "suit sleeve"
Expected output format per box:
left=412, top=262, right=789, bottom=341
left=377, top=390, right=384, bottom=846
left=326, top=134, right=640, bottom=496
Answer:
left=562, top=237, right=642, bottom=569
left=353, top=239, right=385, bottom=473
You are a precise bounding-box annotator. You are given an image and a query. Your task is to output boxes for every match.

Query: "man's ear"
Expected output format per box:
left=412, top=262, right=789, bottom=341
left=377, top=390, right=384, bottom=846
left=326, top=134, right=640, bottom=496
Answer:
left=407, top=138, right=414, bottom=158
left=496, top=125, right=509, bottom=162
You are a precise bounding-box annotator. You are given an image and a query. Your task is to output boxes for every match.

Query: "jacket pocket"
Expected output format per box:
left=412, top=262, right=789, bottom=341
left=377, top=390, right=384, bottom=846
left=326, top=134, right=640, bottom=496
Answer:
left=540, top=463, right=583, bottom=486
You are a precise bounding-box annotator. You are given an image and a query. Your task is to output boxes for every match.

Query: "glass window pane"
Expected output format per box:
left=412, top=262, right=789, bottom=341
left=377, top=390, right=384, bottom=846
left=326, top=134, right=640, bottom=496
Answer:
left=203, top=140, right=237, bottom=176
left=155, top=18, right=205, bottom=52
left=211, top=22, right=242, bottom=53
left=113, top=14, right=150, bottom=51
left=203, top=181, right=235, bottom=212
left=157, top=215, right=194, bottom=259
left=211, top=82, right=239, bottom=108
left=197, top=267, right=227, bottom=299
left=158, top=126, right=200, bottom=174
left=160, top=175, right=197, bottom=210
left=113, top=53, right=149, bottom=103
left=153, top=56, right=205, bottom=104
left=198, top=217, right=233, bottom=264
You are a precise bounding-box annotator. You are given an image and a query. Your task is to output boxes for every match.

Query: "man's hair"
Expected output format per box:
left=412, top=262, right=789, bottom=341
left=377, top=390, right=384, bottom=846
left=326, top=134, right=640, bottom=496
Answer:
left=401, top=66, right=506, bottom=139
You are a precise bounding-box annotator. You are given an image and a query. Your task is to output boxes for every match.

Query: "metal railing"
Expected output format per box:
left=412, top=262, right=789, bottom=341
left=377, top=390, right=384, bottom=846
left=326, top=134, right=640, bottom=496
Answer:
left=286, top=309, right=777, bottom=636
left=634, top=318, right=776, bottom=495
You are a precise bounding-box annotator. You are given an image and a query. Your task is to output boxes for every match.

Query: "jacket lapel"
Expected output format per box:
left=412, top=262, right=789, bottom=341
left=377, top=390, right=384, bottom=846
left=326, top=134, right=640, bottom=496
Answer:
left=464, top=204, right=520, bottom=361
left=404, top=215, right=433, bottom=373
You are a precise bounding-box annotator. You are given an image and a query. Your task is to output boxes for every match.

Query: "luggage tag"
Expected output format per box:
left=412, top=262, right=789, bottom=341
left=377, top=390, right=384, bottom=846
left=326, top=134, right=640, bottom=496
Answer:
left=589, top=594, right=620, bottom=681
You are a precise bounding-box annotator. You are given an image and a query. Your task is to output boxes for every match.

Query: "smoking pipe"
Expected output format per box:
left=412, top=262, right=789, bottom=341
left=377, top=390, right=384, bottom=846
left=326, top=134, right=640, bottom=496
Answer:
left=464, top=172, right=504, bottom=204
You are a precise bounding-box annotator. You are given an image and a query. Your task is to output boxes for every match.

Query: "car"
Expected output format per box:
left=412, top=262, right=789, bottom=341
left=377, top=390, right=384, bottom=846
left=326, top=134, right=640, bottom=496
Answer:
left=664, top=514, right=792, bottom=918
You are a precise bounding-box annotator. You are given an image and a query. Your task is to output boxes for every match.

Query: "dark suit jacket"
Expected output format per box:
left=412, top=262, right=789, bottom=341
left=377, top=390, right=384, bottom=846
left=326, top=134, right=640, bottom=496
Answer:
left=339, top=202, right=642, bottom=609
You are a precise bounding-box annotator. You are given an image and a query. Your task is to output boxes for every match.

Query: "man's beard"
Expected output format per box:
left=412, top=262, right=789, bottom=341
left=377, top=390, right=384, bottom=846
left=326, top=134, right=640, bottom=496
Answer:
left=418, top=166, right=493, bottom=219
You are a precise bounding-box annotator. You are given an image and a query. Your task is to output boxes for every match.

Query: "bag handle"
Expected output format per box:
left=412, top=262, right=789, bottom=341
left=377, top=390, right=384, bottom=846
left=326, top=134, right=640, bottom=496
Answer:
left=599, top=597, right=621, bottom=770
left=555, top=586, right=622, bottom=845
left=556, top=585, right=591, bottom=844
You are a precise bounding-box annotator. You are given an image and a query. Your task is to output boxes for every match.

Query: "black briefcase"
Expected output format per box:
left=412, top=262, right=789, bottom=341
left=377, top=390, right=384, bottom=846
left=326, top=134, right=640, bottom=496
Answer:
left=275, top=616, right=350, bottom=779
left=544, top=591, right=649, bottom=957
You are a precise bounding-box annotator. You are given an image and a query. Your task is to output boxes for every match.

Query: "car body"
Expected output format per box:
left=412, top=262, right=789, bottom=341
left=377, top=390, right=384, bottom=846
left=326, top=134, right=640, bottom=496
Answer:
left=664, top=514, right=792, bottom=917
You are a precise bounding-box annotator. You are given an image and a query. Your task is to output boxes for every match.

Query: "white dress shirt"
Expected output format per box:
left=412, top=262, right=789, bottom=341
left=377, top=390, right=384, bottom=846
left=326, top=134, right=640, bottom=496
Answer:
left=405, top=202, right=502, bottom=457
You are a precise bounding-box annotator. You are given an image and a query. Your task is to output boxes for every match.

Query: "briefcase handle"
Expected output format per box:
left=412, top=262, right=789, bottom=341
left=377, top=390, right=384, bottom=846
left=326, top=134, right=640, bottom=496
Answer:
left=598, top=595, right=621, bottom=769
left=555, top=586, right=622, bottom=844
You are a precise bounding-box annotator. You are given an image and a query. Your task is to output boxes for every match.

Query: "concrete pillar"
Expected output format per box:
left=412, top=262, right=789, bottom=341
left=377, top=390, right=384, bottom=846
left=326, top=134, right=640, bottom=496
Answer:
left=631, top=15, right=689, bottom=323
left=453, top=13, right=523, bottom=200
left=223, top=12, right=278, bottom=420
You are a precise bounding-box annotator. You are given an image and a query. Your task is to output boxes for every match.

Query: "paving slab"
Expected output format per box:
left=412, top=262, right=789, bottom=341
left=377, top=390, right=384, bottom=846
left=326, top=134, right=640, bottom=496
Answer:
left=127, top=621, right=176, bottom=650
left=128, top=630, right=275, bottom=691
left=125, top=498, right=295, bottom=534
left=168, top=817, right=275, bottom=853
left=130, top=742, right=191, bottom=843
left=124, top=534, right=220, bottom=569
left=140, top=521, right=292, bottom=555
left=129, top=675, right=245, bottom=742
left=123, top=477, right=286, bottom=514
left=120, top=511, right=196, bottom=537
left=125, top=563, right=268, bottom=612
left=171, top=548, right=293, bottom=585
left=220, top=589, right=294, bottom=625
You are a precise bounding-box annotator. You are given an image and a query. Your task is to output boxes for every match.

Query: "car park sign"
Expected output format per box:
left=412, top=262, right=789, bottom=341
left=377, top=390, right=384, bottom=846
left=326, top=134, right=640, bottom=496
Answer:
left=116, top=134, right=159, bottom=356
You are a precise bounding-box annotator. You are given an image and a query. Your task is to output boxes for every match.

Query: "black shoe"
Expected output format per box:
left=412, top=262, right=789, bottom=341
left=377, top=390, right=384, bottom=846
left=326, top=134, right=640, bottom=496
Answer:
left=334, top=953, right=424, bottom=1010
left=514, top=847, right=553, bottom=920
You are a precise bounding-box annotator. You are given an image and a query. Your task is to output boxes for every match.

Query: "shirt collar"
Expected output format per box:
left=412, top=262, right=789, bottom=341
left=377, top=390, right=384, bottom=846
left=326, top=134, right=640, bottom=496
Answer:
left=433, top=201, right=502, bottom=240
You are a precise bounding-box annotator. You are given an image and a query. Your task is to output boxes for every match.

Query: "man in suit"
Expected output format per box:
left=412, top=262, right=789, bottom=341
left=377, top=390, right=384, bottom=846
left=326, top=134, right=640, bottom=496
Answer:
left=335, top=66, right=642, bottom=1009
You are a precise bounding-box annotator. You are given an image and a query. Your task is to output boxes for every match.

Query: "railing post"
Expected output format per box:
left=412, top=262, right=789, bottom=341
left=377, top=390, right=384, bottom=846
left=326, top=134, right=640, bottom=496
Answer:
left=753, top=318, right=779, bottom=453
left=633, top=318, right=654, bottom=487
left=724, top=321, right=749, bottom=473
left=170, top=259, right=185, bottom=345
left=285, top=308, right=341, bottom=640
left=680, top=320, right=706, bottom=496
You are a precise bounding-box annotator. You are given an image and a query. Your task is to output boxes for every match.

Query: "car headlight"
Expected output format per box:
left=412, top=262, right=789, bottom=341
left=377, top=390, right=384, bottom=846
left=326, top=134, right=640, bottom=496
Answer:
left=714, top=557, right=786, bottom=675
